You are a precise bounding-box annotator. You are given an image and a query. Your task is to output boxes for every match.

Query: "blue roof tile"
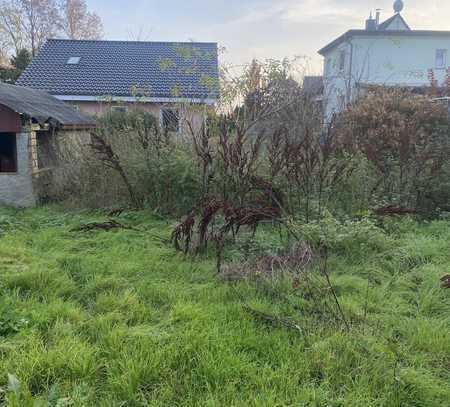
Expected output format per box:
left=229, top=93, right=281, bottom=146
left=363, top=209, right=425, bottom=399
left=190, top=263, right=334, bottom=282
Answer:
left=17, top=39, right=219, bottom=100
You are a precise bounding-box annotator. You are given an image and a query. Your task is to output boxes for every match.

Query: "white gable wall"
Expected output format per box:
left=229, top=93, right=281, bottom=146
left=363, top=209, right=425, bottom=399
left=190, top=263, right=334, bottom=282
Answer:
left=383, top=15, right=409, bottom=31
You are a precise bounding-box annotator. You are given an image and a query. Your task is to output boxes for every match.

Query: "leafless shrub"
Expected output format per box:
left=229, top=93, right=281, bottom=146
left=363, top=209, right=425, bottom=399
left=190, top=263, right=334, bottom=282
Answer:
left=90, top=131, right=141, bottom=208
left=266, top=94, right=356, bottom=220
left=335, top=88, right=450, bottom=210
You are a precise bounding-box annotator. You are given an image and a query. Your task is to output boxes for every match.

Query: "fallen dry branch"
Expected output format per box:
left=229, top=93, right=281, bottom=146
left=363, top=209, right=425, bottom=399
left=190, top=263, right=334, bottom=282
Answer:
left=107, top=207, right=126, bottom=217
left=243, top=305, right=302, bottom=334
left=71, top=220, right=135, bottom=232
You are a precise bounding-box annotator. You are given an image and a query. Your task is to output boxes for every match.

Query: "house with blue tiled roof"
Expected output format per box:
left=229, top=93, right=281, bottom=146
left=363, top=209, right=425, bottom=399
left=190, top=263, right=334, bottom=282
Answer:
left=17, top=39, right=219, bottom=128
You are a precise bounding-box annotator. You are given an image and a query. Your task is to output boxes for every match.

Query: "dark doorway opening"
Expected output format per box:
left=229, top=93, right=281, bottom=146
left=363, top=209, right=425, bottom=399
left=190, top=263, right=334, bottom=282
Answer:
left=0, top=133, right=17, bottom=173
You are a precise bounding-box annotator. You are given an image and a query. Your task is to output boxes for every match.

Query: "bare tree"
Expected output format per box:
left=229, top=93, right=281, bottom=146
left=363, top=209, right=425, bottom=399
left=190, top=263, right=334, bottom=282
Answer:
left=0, top=0, right=26, bottom=55
left=58, top=0, right=102, bottom=40
left=0, top=0, right=61, bottom=56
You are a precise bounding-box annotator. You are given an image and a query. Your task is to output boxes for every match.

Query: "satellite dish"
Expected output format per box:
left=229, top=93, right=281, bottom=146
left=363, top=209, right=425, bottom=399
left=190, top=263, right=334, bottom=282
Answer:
left=394, top=0, right=404, bottom=13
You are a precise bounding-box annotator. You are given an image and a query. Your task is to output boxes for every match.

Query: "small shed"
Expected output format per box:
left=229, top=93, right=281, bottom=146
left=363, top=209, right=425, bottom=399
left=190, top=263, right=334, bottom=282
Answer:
left=0, top=83, right=95, bottom=207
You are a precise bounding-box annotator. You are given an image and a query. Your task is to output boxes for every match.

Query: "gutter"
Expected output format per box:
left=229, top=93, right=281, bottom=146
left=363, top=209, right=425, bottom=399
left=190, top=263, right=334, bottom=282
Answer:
left=54, top=95, right=217, bottom=106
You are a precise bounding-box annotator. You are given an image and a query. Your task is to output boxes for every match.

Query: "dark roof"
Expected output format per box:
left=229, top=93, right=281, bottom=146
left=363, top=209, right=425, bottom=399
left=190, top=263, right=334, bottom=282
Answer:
left=319, top=29, right=450, bottom=55
left=377, top=14, right=411, bottom=31
left=17, top=39, right=219, bottom=101
left=0, top=82, right=96, bottom=128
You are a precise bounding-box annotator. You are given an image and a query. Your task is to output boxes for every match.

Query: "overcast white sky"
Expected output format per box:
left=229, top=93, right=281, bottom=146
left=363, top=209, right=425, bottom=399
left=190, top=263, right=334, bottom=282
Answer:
left=89, top=0, right=450, bottom=72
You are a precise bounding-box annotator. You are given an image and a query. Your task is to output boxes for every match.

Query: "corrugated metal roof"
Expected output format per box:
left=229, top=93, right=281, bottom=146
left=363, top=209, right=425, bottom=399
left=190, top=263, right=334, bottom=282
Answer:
left=16, top=39, right=219, bottom=101
left=0, top=83, right=96, bottom=128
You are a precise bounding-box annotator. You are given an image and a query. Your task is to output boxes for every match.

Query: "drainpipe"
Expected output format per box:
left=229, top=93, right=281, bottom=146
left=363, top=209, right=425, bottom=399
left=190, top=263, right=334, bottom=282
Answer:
left=347, top=39, right=354, bottom=105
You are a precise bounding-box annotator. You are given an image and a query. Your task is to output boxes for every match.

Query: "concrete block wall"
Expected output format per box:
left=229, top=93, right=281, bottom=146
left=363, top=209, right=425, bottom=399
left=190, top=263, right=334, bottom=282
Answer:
left=0, top=132, right=36, bottom=207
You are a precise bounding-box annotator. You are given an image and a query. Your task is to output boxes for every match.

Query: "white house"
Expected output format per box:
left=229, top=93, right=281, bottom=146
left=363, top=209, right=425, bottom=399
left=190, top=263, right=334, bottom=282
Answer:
left=319, top=0, right=450, bottom=121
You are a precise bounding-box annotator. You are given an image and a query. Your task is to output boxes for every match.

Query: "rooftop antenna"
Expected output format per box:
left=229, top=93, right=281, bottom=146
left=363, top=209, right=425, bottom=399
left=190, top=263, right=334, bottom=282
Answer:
left=393, top=0, right=404, bottom=14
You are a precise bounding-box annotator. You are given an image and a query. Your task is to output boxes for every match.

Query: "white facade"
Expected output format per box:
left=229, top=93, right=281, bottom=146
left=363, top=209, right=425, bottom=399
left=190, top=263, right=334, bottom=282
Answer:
left=320, top=6, right=450, bottom=121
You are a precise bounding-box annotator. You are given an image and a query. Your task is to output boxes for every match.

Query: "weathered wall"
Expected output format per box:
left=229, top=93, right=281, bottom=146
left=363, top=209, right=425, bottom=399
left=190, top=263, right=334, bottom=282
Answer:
left=65, top=100, right=207, bottom=135
left=65, top=101, right=161, bottom=117
left=0, top=132, right=35, bottom=207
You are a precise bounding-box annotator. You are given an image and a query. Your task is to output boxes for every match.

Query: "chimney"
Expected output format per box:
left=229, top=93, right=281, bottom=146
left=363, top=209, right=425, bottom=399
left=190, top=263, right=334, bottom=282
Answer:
left=375, top=9, right=381, bottom=28
left=365, top=12, right=377, bottom=31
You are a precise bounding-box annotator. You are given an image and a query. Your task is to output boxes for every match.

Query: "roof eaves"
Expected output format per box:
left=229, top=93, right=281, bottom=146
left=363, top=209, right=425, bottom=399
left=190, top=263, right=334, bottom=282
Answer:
left=318, top=31, right=352, bottom=55
left=54, top=95, right=218, bottom=105
left=318, top=29, right=450, bottom=55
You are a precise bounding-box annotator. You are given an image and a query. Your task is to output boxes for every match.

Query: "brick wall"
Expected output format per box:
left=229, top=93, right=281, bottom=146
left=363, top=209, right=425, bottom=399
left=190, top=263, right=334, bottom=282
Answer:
left=0, top=132, right=36, bottom=207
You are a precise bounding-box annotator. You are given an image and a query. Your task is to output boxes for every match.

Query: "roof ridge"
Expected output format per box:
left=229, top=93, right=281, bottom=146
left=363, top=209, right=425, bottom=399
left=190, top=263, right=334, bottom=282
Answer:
left=45, top=38, right=218, bottom=45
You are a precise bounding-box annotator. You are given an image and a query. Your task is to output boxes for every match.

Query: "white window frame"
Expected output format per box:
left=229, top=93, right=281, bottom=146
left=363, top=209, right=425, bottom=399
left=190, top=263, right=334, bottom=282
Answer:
left=435, top=49, right=447, bottom=69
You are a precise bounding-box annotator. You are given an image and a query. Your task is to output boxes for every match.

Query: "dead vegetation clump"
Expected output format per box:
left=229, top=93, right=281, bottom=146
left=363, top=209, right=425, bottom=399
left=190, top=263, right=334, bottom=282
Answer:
left=218, top=242, right=313, bottom=282
left=441, top=274, right=450, bottom=289
left=171, top=177, right=284, bottom=255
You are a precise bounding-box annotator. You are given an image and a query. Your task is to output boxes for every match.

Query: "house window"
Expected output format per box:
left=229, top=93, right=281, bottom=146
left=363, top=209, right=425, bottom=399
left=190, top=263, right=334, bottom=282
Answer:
left=161, top=108, right=180, bottom=133
left=111, top=106, right=128, bottom=113
left=0, top=133, right=17, bottom=173
left=435, top=49, right=447, bottom=69
left=338, top=50, right=346, bottom=72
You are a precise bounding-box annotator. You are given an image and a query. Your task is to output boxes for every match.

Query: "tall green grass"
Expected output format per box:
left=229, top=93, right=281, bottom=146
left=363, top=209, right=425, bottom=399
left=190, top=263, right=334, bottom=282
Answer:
left=0, top=207, right=449, bottom=406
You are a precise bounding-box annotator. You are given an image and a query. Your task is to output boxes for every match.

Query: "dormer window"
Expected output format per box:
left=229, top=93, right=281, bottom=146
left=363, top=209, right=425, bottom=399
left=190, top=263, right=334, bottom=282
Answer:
left=435, top=49, right=446, bottom=69
left=67, top=56, right=81, bottom=65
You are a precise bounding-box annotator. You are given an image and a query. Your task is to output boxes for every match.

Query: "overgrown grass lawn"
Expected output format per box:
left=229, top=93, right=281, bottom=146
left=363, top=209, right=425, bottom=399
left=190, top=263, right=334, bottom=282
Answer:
left=0, top=207, right=449, bottom=406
